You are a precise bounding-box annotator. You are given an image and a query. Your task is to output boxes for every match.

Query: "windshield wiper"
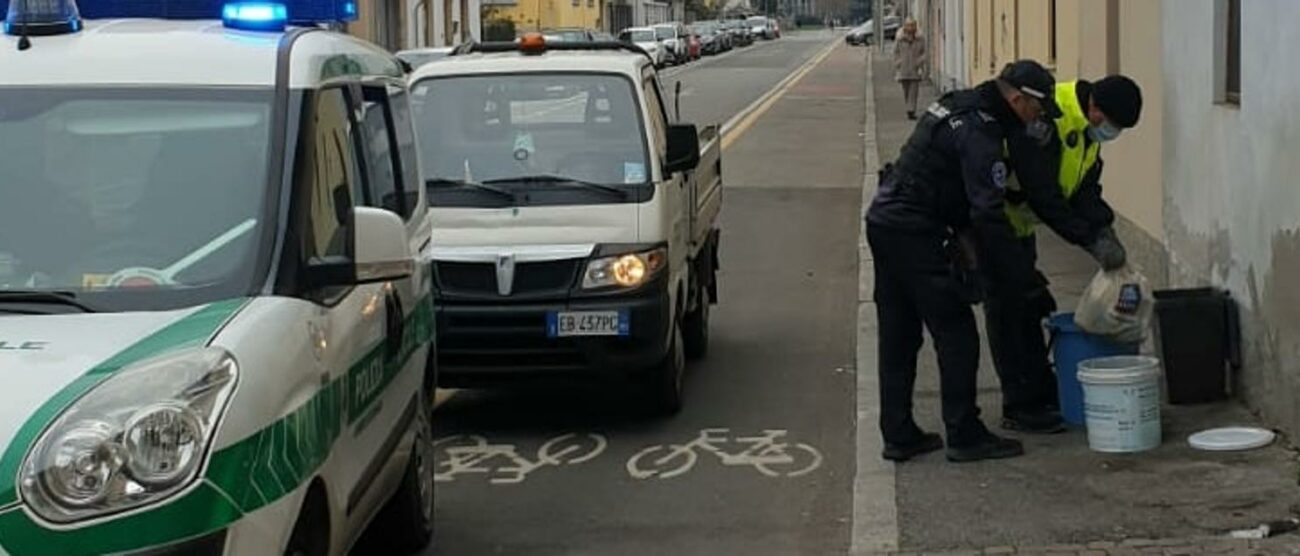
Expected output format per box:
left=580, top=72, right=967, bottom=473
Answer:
left=483, top=175, right=628, bottom=198
left=0, top=290, right=98, bottom=313
left=426, top=178, right=517, bottom=201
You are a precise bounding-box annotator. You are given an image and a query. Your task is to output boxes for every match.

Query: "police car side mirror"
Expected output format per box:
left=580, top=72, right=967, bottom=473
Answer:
left=664, top=123, right=701, bottom=175
left=352, top=207, right=415, bottom=284
left=305, top=207, right=413, bottom=289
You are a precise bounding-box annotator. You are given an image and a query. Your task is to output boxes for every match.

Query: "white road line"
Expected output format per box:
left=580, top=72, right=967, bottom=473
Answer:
left=851, top=49, right=900, bottom=556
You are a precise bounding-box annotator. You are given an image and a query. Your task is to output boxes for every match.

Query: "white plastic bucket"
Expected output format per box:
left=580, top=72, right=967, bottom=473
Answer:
left=1078, top=356, right=1162, bottom=453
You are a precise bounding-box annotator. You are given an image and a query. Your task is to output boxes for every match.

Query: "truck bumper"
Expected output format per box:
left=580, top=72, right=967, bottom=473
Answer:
left=437, top=284, right=672, bottom=386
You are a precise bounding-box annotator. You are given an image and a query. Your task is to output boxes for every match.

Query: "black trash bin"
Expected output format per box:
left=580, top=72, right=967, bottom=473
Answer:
left=1153, top=288, right=1240, bottom=404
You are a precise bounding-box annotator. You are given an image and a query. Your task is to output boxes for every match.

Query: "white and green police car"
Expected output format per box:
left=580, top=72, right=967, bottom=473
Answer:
left=0, top=1, right=437, bottom=554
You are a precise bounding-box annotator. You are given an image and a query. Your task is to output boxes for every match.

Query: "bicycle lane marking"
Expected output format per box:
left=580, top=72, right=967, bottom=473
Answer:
left=626, top=428, right=825, bottom=480
left=434, top=433, right=607, bottom=485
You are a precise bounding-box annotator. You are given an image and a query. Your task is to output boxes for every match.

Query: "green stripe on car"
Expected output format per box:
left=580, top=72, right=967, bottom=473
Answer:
left=0, top=299, right=249, bottom=507
left=0, top=296, right=435, bottom=555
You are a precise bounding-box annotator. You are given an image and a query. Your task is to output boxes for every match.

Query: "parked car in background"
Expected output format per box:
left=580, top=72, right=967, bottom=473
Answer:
left=694, top=21, right=732, bottom=55
left=593, top=30, right=616, bottom=41
left=620, top=27, right=668, bottom=68
left=652, top=22, right=689, bottom=65
left=844, top=16, right=900, bottom=46
left=725, top=19, right=754, bottom=46
left=746, top=16, right=776, bottom=40
left=685, top=27, right=702, bottom=61
left=397, top=46, right=455, bottom=68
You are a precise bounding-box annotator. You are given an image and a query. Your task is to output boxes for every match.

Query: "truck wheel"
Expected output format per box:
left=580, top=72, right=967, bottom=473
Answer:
left=683, top=287, right=710, bottom=360
left=647, top=320, right=686, bottom=416
left=370, top=397, right=436, bottom=553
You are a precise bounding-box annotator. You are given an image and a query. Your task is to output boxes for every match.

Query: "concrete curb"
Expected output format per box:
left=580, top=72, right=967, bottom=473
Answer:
left=850, top=48, right=899, bottom=556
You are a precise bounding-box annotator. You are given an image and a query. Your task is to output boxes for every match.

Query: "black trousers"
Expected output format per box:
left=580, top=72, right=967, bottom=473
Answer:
left=867, top=223, right=989, bottom=447
left=981, top=234, right=1059, bottom=415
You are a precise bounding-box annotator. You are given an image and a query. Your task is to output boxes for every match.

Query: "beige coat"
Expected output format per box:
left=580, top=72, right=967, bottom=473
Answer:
left=893, top=34, right=926, bottom=81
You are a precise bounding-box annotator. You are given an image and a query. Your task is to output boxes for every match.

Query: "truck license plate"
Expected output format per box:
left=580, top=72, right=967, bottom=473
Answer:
left=547, top=310, right=630, bottom=337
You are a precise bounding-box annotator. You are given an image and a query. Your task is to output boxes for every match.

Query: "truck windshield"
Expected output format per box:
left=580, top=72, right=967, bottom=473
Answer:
left=411, top=73, right=651, bottom=207
left=0, top=88, right=274, bottom=312
left=654, top=26, right=675, bottom=40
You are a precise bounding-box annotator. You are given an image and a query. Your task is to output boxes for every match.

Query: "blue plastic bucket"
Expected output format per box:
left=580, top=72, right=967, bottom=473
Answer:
left=1046, top=313, right=1141, bottom=425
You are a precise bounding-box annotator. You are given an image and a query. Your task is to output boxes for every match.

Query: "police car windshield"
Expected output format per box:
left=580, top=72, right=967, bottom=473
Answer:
left=0, top=87, right=273, bottom=311
left=410, top=73, right=650, bottom=207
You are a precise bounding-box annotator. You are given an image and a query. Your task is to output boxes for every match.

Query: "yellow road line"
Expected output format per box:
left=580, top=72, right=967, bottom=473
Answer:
left=721, top=40, right=842, bottom=151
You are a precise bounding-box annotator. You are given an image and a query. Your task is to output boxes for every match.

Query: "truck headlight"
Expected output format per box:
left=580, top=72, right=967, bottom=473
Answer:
left=20, top=347, right=238, bottom=523
left=583, top=247, right=667, bottom=289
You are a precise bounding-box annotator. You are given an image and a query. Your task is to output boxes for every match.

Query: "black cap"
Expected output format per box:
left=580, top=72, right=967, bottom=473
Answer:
left=998, top=60, right=1061, bottom=118
left=1092, top=75, right=1143, bottom=128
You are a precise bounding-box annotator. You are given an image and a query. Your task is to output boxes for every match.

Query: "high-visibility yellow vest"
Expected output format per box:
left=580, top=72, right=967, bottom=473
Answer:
left=1003, top=81, right=1102, bottom=238
left=1054, top=81, right=1101, bottom=199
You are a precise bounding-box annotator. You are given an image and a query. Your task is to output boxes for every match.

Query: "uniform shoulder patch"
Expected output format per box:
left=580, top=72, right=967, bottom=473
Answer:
left=926, top=103, right=950, bottom=119
left=976, top=110, right=997, bottom=124
left=991, top=161, right=1008, bottom=190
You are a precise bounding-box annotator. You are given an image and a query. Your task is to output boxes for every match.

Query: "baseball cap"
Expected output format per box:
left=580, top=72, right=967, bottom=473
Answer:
left=998, top=60, right=1061, bottom=118
left=1092, top=75, right=1143, bottom=128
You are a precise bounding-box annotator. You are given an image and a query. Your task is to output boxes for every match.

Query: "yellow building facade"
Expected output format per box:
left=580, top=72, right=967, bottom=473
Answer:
left=484, top=0, right=605, bottom=33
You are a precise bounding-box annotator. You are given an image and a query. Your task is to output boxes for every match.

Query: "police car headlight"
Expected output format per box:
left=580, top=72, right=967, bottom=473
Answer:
left=21, top=347, right=238, bottom=524
left=583, top=247, right=667, bottom=289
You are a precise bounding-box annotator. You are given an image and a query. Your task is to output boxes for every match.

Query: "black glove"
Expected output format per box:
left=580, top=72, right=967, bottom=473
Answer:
left=1086, top=227, right=1127, bottom=271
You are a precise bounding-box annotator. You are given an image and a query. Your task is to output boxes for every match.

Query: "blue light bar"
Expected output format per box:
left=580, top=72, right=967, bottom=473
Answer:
left=4, top=0, right=83, bottom=36
left=222, top=2, right=286, bottom=31
left=0, top=0, right=358, bottom=24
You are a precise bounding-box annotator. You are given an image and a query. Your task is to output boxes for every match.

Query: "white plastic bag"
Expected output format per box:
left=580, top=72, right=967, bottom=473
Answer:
left=1074, top=265, right=1154, bottom=343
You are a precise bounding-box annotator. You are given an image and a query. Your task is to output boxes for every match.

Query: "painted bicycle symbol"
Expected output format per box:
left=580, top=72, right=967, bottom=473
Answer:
left=433, top=433, right=606, bottom=485
left=627, top=428, right=823, bottom=480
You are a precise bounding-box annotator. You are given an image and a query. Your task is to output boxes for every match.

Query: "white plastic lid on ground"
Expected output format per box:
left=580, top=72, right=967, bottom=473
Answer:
left=1188, top=427, right=1276, bottom=451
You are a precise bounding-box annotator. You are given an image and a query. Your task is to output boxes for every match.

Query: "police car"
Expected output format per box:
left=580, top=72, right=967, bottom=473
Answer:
left=0, top=1, right=437, bottom=554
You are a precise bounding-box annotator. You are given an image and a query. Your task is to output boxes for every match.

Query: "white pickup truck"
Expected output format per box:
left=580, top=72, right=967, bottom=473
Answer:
left=408, top=35, right=722, bottom=414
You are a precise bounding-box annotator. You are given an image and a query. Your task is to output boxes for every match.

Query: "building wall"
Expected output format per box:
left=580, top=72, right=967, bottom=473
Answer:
left=490, top=0, right=604, bottom=31
left=1163, top=0, right=1300, bottom=434
left=1105, top=0, right=1163, bottom=243
left=945, top=0, right=1300, bottom=436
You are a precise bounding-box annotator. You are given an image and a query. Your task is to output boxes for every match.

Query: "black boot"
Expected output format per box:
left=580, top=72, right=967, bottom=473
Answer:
left=906, top=110, right=916, bottom=120
left=882, top=432, right=944, bottom=462
left=947, top=433, right=1025, bottom=463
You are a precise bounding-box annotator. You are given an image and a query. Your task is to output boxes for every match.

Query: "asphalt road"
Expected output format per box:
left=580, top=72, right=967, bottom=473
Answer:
left=422, top=31, right=864, bottom=556
left=660, top=33, right=837, bottom=130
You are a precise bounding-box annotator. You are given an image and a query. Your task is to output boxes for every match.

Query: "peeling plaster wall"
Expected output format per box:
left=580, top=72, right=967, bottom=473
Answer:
left=1163, top=0, right=1300, bottom=432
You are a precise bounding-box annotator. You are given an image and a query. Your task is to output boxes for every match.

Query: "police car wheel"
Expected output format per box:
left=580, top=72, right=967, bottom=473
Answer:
left=372, top=396, right=437, bottom=552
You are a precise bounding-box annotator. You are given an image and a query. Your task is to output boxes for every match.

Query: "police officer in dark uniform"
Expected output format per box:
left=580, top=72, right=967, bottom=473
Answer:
left=866, top=60, right=1062, bottom=463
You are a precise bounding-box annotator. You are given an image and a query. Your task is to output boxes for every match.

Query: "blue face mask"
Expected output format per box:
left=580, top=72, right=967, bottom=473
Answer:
left=1088, top=121, right=1122, bottom=143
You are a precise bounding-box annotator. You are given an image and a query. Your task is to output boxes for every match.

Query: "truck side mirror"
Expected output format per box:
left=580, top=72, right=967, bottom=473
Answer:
left=664, top=123, right=701, bottom=175
left=306, top=207, right=414, bottom=289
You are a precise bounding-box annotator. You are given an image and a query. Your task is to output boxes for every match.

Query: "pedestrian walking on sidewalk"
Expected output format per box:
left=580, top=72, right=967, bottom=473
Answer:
left=983, top=74, right=1144, bottom=434
left=893, top=19, right=926, bottom=120
left=866, top=60, right=1063, bottom=463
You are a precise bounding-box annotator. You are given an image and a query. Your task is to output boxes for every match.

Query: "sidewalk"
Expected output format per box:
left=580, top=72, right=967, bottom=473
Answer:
left=861, top=51, right=1300, bottom=555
